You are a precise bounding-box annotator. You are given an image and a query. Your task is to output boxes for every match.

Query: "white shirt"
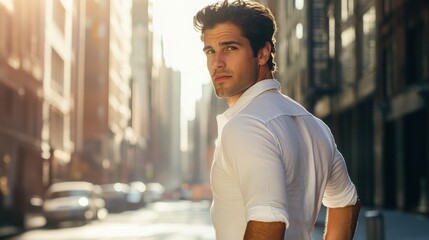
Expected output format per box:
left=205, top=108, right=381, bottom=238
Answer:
left=211, top=79, right=358, bottom=240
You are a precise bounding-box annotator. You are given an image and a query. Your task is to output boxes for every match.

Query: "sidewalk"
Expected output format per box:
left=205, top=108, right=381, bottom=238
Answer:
left=2, top=207, right=429, bottom=239
left=312, top=207, right=429, bottom=239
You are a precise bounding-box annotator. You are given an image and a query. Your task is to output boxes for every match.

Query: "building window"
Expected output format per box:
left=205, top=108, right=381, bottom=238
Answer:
left=362, top=6, right=376, bottom=74
left=25, top=94, right=40, bottom=139
left=296, top=23, right=303, bottom=40
left=14, top=88, right=25, bottom=130
left=383, top=0, right=393, bottom=17
left=0, top=85, right=13, bottom=125
left=51, top=50, right=64, bottom=95
left=382, top=45, right=395, bottom=97
left=49, top=107, right=64, bottom=150
left=328, top=11, right=335, bottom=58
left=405, top=20, right=424, bottom=86
left=53, top=0, right=66, bottom=35
left=340, top=27, right=356, bottom=85
left=295, top=0, right=304, bottom=10
left=29, top=0, right=42, bottom=59
left=341, top=0, right=354, bottom=21
left=0, top=11, right=12, bottom=58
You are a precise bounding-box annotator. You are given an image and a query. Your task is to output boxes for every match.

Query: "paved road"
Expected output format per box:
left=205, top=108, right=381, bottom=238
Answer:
left=7, top=200, right=215, bottom=240
left=313, top=206, right=429, bottom=240
left=5, top=201, right=429, bottom=239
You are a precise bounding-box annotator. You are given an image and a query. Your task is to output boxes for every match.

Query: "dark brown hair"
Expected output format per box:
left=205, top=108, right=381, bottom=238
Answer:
left=194, top=0, right=277, bottom=71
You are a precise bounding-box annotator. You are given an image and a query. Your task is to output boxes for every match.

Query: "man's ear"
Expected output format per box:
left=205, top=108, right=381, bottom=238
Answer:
left=257, top=42, right=271, bottom=66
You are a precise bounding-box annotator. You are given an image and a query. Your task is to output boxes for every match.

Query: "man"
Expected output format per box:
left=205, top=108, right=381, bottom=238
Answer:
left=194, top=0, right=360, bottom=239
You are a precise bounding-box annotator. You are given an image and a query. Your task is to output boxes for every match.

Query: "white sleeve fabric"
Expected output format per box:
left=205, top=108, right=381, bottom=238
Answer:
left=322, top=148, right=358, bottom=208
left=220, top=115, right=289, bottom=226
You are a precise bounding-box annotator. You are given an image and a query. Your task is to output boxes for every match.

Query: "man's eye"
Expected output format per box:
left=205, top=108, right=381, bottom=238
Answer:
left=226, top=46, right=237, bottom=51
left=205, top=49, right=215, bottom=55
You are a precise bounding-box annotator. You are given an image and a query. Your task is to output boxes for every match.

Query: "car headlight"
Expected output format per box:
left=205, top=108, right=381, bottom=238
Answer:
left=78, top=197, right=89, bottom=207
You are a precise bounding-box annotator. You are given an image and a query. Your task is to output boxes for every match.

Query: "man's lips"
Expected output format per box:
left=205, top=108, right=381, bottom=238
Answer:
left=214, top=74, right=231, bottom=81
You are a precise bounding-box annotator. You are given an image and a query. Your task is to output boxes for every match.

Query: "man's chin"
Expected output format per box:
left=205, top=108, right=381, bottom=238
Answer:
left=215, top=94, right=226, bottom=99
left=214, top=88, right=226, bottom=99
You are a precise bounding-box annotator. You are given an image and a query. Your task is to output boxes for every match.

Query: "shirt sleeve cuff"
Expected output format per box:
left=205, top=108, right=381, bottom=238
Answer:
left=323, top=183, right=359, bottom=208
left=246, top=205, right=289, bottom=228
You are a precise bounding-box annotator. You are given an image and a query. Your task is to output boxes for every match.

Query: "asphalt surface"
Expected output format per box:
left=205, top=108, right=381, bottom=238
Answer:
left=2, top=205, right=429, bottom=239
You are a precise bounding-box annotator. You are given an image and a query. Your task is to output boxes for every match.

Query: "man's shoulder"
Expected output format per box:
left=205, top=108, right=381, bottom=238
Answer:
left=238, top=90, right=311, bottom=120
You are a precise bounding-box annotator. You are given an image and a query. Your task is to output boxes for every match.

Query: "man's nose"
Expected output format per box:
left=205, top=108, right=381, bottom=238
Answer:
left=211, top=52, right=225, bottom=69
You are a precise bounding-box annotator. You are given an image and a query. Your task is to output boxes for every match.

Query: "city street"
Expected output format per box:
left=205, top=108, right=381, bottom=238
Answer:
left=1, top=1, right=428, bottom=240
left=6, top=200, right=429, bottom=240
left=8, top=201, right=215, bottom=240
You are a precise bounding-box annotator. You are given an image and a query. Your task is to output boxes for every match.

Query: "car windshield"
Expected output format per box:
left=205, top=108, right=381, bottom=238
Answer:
left=48, top=190, right=89, bottom=199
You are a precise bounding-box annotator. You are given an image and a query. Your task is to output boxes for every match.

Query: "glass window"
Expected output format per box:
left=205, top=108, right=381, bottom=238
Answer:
left=0, top=12, right=12, bottom=57
left=30, top=0, right=42, bottom=59
left=340, top=27, right=356, bottom=85
left=405, top=20, right=424, bottom=86
left=383, top=0, right=393, bottom=17
left=51, top=50, right=65, bottom=95
left=382, top=45, right=395, bottom=96
left=328, top=12, right=335, bottom=58
left=296, top=23, right=303, bottom=40
left=362, top=6, right=376, bottom=73
left=49, top=107, right=65, bottom=150
left=53, top=0, right=66, bottom=35
left=295, top=0, right=304, bottom=10
left=341, top=0, right=354, bottom=21
left=0, top=85, right=13, bottom=125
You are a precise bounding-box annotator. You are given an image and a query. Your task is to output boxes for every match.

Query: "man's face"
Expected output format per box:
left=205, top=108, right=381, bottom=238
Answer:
left=202, top=23, right=259, bottom=105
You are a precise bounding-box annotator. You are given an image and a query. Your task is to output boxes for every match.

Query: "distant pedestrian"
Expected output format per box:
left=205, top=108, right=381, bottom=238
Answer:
left=193, top=0, right=360, bottom=239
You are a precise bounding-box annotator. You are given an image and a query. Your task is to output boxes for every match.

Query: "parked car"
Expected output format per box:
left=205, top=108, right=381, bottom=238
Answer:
left=144, top=183, right=165, bottom=203
left=127, top=181, right=147, bottom=210
left=42, top=181, right=106, bottom=227
left=100, top=183, right=130, bottom=212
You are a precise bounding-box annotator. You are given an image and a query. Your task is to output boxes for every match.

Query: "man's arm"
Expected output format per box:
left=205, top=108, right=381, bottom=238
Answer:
left=244, top=221, right=285, bottom=240
left=324, top=199, right=361, bottom=240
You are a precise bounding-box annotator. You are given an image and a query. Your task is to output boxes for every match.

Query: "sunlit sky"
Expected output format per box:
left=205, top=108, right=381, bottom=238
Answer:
left=152, top=0, right=219, bottom=151
left=152, top=0, right=219, bottom=120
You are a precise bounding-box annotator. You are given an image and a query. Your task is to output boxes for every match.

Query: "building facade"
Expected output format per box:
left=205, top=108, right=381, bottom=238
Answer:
left=42, top=0, right=75, bottom=185
left=150, top=53, right=182, bottom=190
left=129, top=0, right=153, bottom=182
left=82, top=0, right=133, bottom=184
left=374, top=0, right=429, bottom=213
left=268, top=0, right=429, bottom=214
left=0, top=0, right=52, bottom=228
left=0, top=0, right=183, bottom=231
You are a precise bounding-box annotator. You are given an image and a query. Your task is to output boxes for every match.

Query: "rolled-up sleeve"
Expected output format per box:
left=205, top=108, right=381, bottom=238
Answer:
left=322, top=149, right=358, bottom=208
left=247, top=205, right=289, bottom=224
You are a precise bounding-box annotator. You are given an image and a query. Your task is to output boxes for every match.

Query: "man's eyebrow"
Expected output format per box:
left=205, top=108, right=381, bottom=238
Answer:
left=203, top=41, right=243, bottom=52
left=219, top=40, right=242, bottom=46
left=202, top=45, right=212, bottom=52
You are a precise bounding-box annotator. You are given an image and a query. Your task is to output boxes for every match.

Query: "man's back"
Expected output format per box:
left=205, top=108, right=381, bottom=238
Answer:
left=211, top=80, right=358, bottom=239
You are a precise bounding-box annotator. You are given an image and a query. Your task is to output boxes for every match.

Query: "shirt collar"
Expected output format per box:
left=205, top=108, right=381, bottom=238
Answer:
left=222, top=79, right=280, bottom=120
left=216, top=79, right=280, bottom=137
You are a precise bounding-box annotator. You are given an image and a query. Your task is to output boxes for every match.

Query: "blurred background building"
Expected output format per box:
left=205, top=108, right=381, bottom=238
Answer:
left=81, top=0, right=134, bottom=184
left=0, top=0, right=428, bottom=232
left=0, top=0, right=183, bottom=229
left=265, top=0, right=429, bottom=214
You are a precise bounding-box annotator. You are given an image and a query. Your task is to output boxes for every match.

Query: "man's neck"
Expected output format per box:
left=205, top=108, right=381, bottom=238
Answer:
left=256, top=65, right=273, bottom=82
left=226, top=66, right=273, bottom=106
